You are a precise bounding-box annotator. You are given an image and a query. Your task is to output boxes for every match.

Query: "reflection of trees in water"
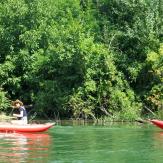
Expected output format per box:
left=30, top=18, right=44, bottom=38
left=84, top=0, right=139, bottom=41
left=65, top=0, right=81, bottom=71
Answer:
left=0, top=133, right=52, bottom=163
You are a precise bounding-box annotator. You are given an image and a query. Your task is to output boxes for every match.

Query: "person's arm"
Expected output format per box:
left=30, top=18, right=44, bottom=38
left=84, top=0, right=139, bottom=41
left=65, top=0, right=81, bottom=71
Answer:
left=13, top=110, right=23, bottom=118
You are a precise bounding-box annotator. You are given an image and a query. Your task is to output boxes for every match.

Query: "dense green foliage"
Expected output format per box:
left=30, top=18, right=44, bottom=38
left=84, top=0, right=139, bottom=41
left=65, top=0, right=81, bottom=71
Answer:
left=0, top=0, right=162, bottom=120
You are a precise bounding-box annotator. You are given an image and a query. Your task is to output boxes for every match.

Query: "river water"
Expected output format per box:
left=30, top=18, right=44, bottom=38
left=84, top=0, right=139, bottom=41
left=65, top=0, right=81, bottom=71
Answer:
left=0, top=121, right=163, bottom=163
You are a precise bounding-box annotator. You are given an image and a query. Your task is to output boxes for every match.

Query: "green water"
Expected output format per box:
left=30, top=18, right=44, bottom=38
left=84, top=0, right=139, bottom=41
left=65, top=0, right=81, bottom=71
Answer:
left=0, top=122, right=163, bottom=163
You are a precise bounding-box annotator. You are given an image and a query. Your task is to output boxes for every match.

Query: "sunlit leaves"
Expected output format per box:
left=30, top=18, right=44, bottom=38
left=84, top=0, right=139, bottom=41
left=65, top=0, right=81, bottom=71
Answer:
left=0, top=0, right=162, bottom=119
left=0, top=89, right=10, bottom=111
left=146, top=44, right=163, bottom=110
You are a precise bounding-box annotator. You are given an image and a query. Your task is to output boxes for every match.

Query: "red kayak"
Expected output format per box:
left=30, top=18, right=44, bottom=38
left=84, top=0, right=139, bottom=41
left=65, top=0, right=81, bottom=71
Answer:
left=150, top=120, right=163, bottom=129
left=0, top=123, right=54, bottom=132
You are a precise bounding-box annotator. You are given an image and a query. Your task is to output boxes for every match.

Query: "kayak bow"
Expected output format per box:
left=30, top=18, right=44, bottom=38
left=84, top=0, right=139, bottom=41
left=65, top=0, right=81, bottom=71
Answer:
left=150, top=119, right=163, bottom=129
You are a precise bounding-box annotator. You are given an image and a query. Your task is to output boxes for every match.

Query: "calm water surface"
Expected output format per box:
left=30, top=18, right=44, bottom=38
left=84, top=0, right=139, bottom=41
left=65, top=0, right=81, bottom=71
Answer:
left=0, top=121, right=163, bottom=163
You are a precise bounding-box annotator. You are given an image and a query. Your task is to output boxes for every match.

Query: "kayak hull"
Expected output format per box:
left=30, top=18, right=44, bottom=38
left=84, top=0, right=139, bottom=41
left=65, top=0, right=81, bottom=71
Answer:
left=150, top=120, right=163, bottom=129
left=0, top=123, right=54, bottom=132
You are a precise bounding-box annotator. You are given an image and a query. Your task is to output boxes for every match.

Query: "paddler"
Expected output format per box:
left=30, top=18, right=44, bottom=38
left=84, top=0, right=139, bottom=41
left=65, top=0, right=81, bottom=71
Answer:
left=11, top=99, right=28, bottom=125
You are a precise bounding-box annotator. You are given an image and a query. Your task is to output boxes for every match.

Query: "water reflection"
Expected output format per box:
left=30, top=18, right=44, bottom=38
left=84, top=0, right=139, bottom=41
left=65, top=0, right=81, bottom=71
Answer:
left=52, top=124, right=159, bottom=163
left=152, top=131, right=163, bottom=148
left=0, top=132, right=51, bottom=163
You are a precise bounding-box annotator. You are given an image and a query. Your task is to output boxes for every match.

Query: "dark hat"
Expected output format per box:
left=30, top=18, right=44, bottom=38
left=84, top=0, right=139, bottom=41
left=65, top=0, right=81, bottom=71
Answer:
left=12, top=99, right=23, bottom=106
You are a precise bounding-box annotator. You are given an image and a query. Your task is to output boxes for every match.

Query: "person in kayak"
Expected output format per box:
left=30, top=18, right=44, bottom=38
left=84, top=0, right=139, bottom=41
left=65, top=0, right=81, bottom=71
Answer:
left=11, top=99, right=28, bottom=125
